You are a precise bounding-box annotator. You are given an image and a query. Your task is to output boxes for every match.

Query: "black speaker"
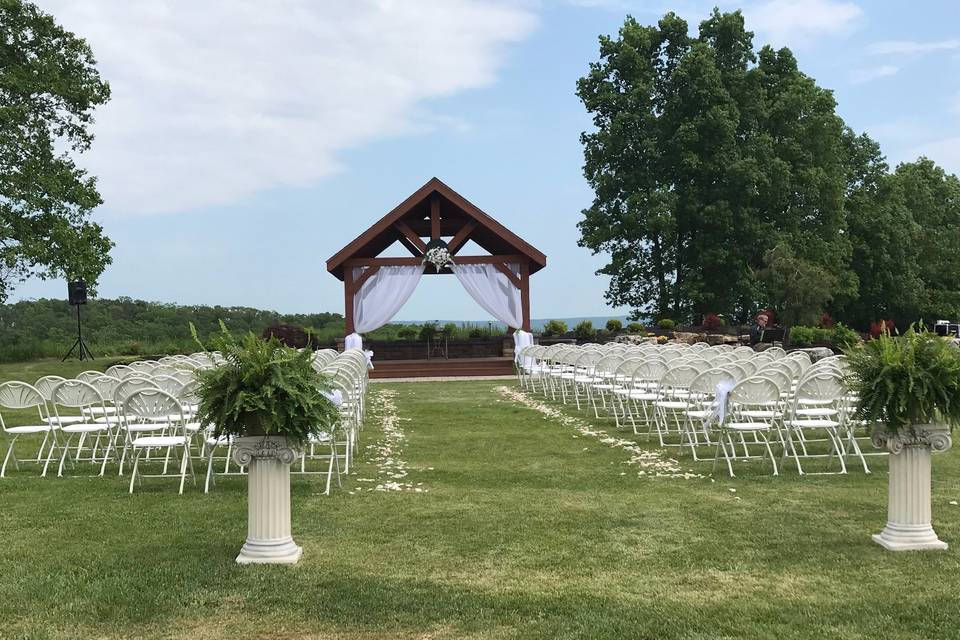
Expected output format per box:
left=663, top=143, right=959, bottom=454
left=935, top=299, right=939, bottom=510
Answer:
left=68, top=280, right=87, bottom=306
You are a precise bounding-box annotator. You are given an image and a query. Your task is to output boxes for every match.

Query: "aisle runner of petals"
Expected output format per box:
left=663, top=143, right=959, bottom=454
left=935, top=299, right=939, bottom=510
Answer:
left=354, top=389, right=428, bottom=493
left=494, top=386, right=702, bottom=479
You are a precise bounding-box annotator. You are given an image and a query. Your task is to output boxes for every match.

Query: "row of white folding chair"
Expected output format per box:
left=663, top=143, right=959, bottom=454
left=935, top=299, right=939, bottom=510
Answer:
left=300, top=352, right=370, bottom=493
left=530, top=346, right=865, bottom=477
left=0, top=378, right=192, bottom=489
left=32, top=373, right=198, bottom=476
left=701, top=368, right=865, bottom=477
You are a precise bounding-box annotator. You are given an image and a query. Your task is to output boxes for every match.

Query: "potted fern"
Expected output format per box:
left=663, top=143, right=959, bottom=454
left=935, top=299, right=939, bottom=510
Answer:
left=845, top=327, right=960, bottom=551
left=192, top=325, right=340, bottom=564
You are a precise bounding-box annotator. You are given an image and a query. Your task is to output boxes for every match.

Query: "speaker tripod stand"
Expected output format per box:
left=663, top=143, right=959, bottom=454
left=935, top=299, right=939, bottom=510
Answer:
left=62, top=303, right=94, bottom=361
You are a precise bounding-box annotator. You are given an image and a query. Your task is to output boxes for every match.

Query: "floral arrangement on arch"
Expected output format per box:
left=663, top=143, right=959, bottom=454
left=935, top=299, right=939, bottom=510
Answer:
left=422, top=239, right=455, bottom=273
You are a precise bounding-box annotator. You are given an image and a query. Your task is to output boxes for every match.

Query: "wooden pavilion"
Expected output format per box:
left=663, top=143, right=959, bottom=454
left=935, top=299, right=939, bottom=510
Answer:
left=326, top=178, right=547, bottom=377
left=327, top=177, right=546, bottom=334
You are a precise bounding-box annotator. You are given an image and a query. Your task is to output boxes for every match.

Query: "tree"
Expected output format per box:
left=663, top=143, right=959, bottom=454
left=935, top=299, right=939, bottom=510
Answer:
left=759, top=243, right=836, bottom=327
left=541, top=319, right=568, bottom=337
left=577, top=9, right=854, bottom=323
left=838, top=132, right=923, bottom=328
left=0, top=0, right=113, bottom=302
left=895, top=158, right=960, bottom=321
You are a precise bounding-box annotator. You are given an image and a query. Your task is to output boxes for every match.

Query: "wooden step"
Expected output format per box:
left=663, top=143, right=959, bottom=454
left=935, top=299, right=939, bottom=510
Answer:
left=370, top=357, right=516, bottom=379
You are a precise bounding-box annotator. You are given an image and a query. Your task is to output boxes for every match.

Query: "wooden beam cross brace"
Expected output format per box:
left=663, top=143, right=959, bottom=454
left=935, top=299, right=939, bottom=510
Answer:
left=394, top=221, right=427, bottom=253
left=447, top=220, right=477, bottom=254
left=492, top=262, right=522, bottom=289
left=346, top=265, right=381, bottom=295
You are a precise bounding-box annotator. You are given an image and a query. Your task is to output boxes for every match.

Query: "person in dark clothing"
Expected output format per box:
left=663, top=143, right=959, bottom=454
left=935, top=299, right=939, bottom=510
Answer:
left=749, top=313, right=770, bottom=345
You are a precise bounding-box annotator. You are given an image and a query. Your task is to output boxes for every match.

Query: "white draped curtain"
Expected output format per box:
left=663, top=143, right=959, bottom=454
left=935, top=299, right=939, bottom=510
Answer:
left=352, top=265, right=423, bottom=333
left=452, top=262, right=523, bottom=329
left=346, top=261, right=526, bottom=358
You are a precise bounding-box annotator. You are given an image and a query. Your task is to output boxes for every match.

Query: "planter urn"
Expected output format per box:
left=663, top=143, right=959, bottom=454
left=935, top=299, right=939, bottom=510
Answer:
left=872, top=425, right=953, bottom=551
left=232, top=436, right=303, bottom=564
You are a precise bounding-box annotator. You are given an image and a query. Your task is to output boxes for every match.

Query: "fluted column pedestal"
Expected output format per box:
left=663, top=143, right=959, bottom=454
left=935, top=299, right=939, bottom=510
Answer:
left=232, top=436, right=302, bottom=565
left=872, top=425, right=952, bottom=552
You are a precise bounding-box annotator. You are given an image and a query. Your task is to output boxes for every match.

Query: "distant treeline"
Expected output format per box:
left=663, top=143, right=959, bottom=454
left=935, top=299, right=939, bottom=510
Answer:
left=0, top=298, right=508, bottom=362
left=0, top=298, right=345, bottom=362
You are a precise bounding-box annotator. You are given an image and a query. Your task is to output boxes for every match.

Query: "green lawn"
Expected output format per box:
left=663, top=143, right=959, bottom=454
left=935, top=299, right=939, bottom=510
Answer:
left=1, top=360, right=959, bottom=639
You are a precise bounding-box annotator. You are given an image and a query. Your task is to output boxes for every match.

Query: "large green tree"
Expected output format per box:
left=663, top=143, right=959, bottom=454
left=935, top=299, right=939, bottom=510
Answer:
left=838, top=133, right=923, bottom=328
left=577, top=9, right=854, bottom=323
left=0, top=0, right=113, bottom=302
left=897, top=158, right=960, bottom=321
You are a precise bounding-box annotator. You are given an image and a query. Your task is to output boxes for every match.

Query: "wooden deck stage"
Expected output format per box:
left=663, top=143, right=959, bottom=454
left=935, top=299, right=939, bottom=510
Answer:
left=370, top=356, right=515, bottom=379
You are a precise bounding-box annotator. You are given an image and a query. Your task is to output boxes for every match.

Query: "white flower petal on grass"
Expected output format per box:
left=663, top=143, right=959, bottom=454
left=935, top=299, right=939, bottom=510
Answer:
left=363, top=389, right=425, bottom=493
left=494, top=386, right=702, bottom=479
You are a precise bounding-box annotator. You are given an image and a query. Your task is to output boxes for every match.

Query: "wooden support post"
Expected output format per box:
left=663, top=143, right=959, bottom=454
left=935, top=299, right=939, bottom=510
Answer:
left=430, top=194, right=441, bottom=240
left=520, top=261, right=531, bottom=332
left=344, top=267, right=355, bottom=336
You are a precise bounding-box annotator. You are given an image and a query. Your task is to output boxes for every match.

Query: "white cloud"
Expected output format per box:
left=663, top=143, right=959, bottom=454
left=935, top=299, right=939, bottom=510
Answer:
left=867, top=39, right=960, bottom=56
left=38, top=1, right=536, bottom=215
left=908, top=137, right=960, bottom=177
left=746, top=0, right=862, bottom=48
left=850, top=64, right=899, bottom=84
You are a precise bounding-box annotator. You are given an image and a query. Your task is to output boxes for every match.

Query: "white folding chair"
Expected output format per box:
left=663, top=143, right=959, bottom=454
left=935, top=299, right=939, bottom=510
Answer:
left=0, top=382, right=60, bottom=477
left=50, top=380, right=117, bottom=477
left=713, top=377, right=781, bottom=477
left=122, top=389, right=195, bottom=494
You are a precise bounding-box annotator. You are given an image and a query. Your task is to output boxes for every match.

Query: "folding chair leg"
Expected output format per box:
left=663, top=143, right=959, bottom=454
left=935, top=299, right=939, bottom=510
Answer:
left=58, top=435, right=76, bottom=477
left=41, top=435, right=59, bottom=477
left=204, top=450, right=216, bottom=493
left=1, top=438, right=16, bottom=477
left=324, top=444, right=336, bottom=495
left=35, top=431, right=50, bottom=463
left=129, top=451, right=142, bottom=493
left=178, top=449, right=189, bottom=494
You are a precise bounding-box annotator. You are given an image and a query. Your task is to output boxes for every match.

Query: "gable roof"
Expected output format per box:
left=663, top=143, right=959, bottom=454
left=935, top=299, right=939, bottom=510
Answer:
left=326, top=177, right=547, bottom=280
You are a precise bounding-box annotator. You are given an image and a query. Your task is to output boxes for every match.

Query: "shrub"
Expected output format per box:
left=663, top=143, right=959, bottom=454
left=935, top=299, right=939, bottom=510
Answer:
left=788, top=325, right=816, bottom=347
left=627, top=322, right=645, bottom=334
left=574, top=320, right=596, bottom=342
left=542, top=319, right=568, bottom=337
left=261, top=323, right=310, bottom=349
left=468, top=327, right=487, bottom=339
left=655, top=318, right=675, bottom=330
left=869, top=319, right=896, bottom=338
left=831, top=323, right=860, bottom=349
left=397, top=326, right=418, bottom=341
left=845, top=326, right=960, bottom=434
left=442, top=322, right=458, bottom=336
left=606, top=319, right=623, bottom=332
left=702, top=313, right=723, bottom=329
left=418, top=323, right=439, bottom=341
left=819, top=312, right=835, bottom=328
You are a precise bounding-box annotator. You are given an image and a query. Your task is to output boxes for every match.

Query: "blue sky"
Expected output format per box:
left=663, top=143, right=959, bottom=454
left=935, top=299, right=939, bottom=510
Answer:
left=16, top=0, right=960, bottom=321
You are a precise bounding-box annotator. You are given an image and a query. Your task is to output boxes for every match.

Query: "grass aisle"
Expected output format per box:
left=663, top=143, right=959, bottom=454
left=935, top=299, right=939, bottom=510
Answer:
left=0, top=373, right=959, bottom=638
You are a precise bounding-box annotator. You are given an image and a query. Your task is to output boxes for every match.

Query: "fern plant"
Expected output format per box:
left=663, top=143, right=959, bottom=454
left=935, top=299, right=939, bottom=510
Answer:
left=190, top=324, right=340, bottom=444
left=845, top=326, right=960, bottom=434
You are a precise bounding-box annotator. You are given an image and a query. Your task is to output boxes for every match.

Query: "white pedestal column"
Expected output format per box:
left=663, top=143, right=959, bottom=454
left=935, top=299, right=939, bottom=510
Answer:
left=872, top=425, right=952, bottom=552
left=232, top=436, right=302, bottom=565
